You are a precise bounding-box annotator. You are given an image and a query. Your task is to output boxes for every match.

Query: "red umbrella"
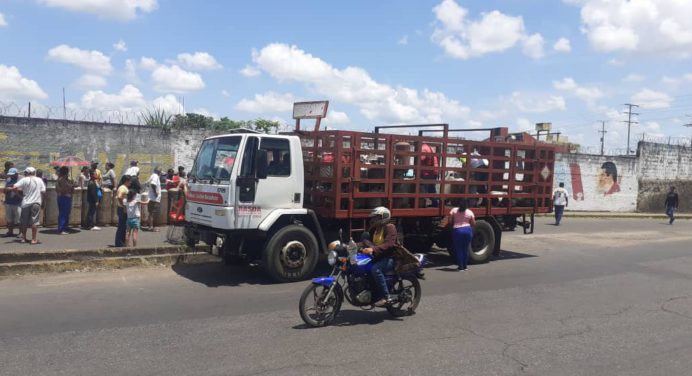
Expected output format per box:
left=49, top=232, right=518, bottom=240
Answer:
left=50, top=156, right=90, bottom=167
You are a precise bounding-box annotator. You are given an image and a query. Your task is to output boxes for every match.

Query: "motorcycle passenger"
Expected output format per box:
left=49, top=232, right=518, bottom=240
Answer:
left=361, top=206, right=397, bottom=307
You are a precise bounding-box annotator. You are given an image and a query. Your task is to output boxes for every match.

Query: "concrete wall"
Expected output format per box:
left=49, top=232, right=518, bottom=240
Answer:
left=0, top=116, right=222, bottom=177
left=637, top=142, right=692, bottom=212
left=554, top=153, right=639, bottom=212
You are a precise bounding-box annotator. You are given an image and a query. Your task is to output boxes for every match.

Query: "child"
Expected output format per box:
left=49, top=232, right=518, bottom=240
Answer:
left=124, top=189, right=142, bottom=247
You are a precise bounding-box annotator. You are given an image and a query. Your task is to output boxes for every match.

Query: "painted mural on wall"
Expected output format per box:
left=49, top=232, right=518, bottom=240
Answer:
left=554, top=156, right=637, bottom=212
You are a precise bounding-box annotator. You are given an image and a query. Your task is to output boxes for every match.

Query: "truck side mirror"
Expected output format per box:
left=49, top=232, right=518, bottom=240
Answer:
left=255, top=149, right=268, bottom=179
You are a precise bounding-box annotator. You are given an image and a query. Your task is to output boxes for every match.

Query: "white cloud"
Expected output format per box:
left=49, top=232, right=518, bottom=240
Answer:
left=191, top=107, right=217, bottom=118
left=151, top=94, right=183, bottom=114
left=177, top=52, right=222, bottom=70
left=251, top=43, right=470, bottom=123
left=623, top=73, right=645, bottom=82
left=47, top=44, right=112, bottom=75
left=79, top=85, right=183, bottom=115
left=510, top=92, right=566, bottom=113
left=522, top=33, right=545, bottom=59
left=398, top=35, right=409, bottom=45
left=37, top=0, right=157, bottom=21
left=235, top=92, right=295, bottom=113
left=80, top=84, right=146, bottom=111
left=431, top=0, right=544, bottom=60
left=608, top=58, right=624, bottom=66
left=327, top=110, right=350, bottom=125
left=516, top=118, right=534, bottom=132
left=221, top=89, right=230, bottom=97
left=139, top=57, right=159, bottom=70
left=75, top=74, right=107, bottom=89
left=0, top=12, right=8, bottom=27
left=553, top=77, right=604, bottom=103
left=660, top=73, right=692, bottom=87
left=113, top=39, right=127, bottom=52
left=569, top=0, right=692, bottom=57
left=631, top=88, right=672, bottom=109
left=553, top=37, right=571, bottom=52
left=124, top=59, right=139, bottom=83
left=151, top=65, right=205, bottom=93
left=0, top=65, right=48, bottom=101
left=239, top=65, right=261, bottom=77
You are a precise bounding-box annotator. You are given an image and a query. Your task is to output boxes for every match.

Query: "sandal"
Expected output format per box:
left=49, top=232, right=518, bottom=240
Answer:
left=373, top=299, right=388, bottom=307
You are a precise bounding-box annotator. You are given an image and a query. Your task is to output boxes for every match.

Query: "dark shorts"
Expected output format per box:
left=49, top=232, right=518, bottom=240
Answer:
left=20, top=203, right=41, bottom=226
left=148, top=201, right=161, bottom=215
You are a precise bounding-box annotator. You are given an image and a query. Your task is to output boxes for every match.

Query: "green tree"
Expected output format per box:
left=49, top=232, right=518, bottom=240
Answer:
left=251, top=118, right=280, bottom=134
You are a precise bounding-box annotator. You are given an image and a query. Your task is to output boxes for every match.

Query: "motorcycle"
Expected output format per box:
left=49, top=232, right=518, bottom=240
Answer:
left=299, top=237, right=426, bottom=327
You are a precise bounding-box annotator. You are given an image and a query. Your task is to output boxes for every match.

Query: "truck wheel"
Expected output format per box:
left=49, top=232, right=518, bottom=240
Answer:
left=263, top=225, right=319, bottom=283
left=470, top=220, right=495, bottom=264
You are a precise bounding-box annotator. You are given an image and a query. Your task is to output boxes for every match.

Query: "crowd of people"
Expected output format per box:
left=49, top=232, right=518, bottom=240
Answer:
left=2, top=160, right=188, bottom=246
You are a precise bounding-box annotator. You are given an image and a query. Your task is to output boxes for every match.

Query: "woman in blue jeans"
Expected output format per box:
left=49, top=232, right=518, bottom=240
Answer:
left=361, top=206, right=398, bottom=307
left=54, top=167, right=74, bottom=235
left=447, top=200, right=476, bottom=271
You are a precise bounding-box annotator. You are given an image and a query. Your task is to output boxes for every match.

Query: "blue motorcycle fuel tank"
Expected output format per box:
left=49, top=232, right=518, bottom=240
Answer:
left=350, top=254, right=373, bottom=276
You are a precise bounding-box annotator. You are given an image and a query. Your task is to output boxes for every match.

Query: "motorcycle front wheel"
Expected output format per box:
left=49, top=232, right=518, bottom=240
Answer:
left=299, top=283, right=343, bottom=327
left=386, top=276, right=421, bottom=317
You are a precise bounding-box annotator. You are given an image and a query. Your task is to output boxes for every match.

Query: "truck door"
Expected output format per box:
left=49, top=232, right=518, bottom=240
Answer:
left=235, top=136, right=302, bottom=229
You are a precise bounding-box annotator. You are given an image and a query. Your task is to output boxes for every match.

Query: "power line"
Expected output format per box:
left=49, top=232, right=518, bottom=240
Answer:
left=623, top=103, right=639, bottom=155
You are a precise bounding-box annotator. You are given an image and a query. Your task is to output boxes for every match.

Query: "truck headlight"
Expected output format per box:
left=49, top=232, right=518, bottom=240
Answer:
left=327, top=251, right=337, bottom=266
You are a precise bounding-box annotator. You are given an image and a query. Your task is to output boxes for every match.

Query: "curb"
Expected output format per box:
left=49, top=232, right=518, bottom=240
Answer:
left=0, top=245, right=218, bottom=277
left=536, top=213, right=692, bottom=220
left=0, top=244, right=210, bottom=264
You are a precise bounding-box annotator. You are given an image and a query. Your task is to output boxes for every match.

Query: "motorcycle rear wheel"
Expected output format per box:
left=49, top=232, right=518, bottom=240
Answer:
left=299, top=283, right=343, bottom=327
left=386, top=276, right=421, bottom=317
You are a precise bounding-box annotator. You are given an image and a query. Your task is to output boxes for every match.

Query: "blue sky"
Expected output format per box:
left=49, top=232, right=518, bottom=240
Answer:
left=2, top=0, right=692, bottom=150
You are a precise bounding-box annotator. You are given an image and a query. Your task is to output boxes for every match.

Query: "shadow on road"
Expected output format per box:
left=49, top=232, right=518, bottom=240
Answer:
left=38, top=228, right=83, bottom=235
left=424, top=249, right=537, bottom=269
left=292, top=309, right=404, bottom=329
left=172, top=261, right=334, bottom=287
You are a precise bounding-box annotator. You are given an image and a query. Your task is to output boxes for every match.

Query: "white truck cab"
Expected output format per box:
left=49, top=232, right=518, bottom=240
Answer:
left=184, top=130, right=326, bottom=282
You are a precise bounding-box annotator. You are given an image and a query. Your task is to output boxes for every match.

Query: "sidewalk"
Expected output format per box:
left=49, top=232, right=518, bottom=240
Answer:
left=0, top=225, right=215, bottom=277
left=0, top=225, right=178, bottom=253
left=537, top=211, right=692, bottom=219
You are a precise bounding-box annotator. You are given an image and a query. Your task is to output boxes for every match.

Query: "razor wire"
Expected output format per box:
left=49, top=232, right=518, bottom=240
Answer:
left=0, top=101, right=146, bottom=125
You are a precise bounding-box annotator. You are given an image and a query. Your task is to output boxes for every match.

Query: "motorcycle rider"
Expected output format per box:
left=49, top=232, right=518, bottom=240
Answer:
left=361, top=206, right=398, bottom=307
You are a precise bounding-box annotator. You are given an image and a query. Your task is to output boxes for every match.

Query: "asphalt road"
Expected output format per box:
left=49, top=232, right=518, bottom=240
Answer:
left=1, top=217, right=691, bottom=376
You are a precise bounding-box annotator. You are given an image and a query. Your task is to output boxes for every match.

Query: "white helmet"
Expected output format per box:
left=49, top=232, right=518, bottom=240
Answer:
left=368, top=206, right=391, bottom=227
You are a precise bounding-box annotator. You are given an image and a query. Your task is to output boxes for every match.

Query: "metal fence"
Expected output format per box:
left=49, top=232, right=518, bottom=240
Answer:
left=0, top=101, right=146, bottom=125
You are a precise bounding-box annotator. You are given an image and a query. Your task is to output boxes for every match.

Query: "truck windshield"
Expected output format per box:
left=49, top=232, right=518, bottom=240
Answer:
left=191, top=136, right=241, bottom=181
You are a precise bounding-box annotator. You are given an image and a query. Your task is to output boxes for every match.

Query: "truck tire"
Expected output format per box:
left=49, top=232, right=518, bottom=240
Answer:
left=263, top=225, right=319, bottom=283
left=470, top=220, right=495, bottom=264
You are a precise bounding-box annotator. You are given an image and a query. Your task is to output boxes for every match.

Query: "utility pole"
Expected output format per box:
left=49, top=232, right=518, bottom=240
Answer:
left=622, top=103, right=639, bottom=155
left=62, top=87, right=67, bottom=120
left=684, top=120, right=692, bottom=147
left=598, top=120, right=607, bottom=155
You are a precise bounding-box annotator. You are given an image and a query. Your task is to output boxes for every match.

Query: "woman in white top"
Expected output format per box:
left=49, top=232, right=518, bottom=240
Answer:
left=446, top=200, right=476, bottom=271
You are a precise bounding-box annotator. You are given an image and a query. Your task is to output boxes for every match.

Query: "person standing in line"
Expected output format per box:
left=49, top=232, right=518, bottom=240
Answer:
left=78, top=166, right=90, bottom=189
left=446, top=200, right=476, bottom=272
left=55, top=166, right=75, bottom=235
left=552, top=182, right=569, bottom=226
left=123, top=160, right=141, bottom=193
left=114, top=176, right=132, bottom=247
left=145, top=167, right=162, bottom=232
left=664, top=186, right=679, bottom=225
left=102, top=162, right=116, bottom=190
left=2, top=168, right=22, bottom=238
left=124, top=190, right=142, bottom=247
left=90, top=159, right=102, bottom=185
left=7, top=167, right=46, bottom=245
left=85, top=172, right=101, bottom=231
left=2, top=161, right=14, bottom=179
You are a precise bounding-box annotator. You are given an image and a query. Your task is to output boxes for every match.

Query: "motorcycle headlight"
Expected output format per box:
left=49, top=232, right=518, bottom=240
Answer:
left=327, top=250, right=337, bottom=266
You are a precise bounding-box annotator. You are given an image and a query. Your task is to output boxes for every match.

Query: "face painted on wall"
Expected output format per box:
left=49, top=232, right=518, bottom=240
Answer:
left=597, top=161, right=620, bottom=196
